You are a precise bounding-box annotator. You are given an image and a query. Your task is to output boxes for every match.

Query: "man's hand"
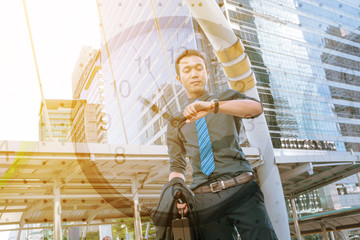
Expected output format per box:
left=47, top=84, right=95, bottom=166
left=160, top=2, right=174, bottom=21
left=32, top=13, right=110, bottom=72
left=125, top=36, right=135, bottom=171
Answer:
left=183, top=100, right=214, bottom=123
left=176, top=202, right=189, bottom=216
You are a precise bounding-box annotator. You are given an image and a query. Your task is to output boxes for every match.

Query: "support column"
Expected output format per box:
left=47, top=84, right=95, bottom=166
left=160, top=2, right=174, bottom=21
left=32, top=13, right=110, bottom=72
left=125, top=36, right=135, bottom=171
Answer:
left=16, top=221, right=24, bottom=240
left=351, top=149, right=360, bottom=199
left=53, top=179, right=62, bottom=240
left=81, top=224, right=88, bottom=240
left=290, top=196, right=302, bottom=240
left=321, top=222, right=329, bottom=240
left=132, top=179, right=143, bottom=240
left=243, top=88, right=290, bottom=239
left=329, top=231, right=335, bottom=240
left=144, top=222, right=151, bottom=240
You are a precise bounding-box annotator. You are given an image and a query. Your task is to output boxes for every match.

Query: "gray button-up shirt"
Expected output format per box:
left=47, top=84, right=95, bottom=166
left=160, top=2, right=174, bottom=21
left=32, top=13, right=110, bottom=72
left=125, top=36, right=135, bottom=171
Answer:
left=167, top=89, right=263, bottom=190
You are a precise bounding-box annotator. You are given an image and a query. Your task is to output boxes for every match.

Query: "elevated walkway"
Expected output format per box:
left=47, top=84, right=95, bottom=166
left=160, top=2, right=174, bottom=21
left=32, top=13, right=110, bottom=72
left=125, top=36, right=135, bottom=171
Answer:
left=275, top=148, right=360, bottom=239
left=289, top=206, right=360, bottom=236
left=274, top=149, right=360, bottom=197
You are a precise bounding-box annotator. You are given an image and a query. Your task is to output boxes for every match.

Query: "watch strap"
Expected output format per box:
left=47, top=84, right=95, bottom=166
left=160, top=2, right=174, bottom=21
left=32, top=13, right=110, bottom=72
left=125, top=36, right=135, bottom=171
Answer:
left=213, top=99, right=219, bottom=114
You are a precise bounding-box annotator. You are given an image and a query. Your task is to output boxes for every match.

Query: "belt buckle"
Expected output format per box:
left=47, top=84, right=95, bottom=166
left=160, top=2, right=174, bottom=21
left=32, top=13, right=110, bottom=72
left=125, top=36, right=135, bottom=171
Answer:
left=209, top=180, right=225, bottom=193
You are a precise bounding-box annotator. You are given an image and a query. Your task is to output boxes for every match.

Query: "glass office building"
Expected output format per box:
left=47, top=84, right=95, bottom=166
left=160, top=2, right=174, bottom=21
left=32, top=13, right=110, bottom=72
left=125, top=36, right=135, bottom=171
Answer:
left=221, top=0, right=359, bottom=153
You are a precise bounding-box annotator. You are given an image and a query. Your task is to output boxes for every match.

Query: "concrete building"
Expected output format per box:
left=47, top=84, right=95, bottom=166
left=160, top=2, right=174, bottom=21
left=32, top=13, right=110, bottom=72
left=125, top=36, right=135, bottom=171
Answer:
left=39, top=99, right=106, bottom=144
left=39, top=100, right=75, bottom=142
left=68, top=100, right=106, bottom=143
left=72, top=46, right=99, bottom=100
left=71, top=46, right=107, bottom=143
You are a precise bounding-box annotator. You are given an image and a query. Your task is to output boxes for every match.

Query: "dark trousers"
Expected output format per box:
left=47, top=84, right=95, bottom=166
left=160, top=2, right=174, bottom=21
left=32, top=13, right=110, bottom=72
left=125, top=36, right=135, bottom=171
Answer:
left=193, top=180, right=278, bottom=240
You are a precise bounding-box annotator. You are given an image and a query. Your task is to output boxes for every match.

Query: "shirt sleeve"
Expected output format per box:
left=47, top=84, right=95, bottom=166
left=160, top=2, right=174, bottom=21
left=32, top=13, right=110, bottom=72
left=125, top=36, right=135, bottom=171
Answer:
left=166, top=122, right=187, bottom=176
left=219, top=89, right=264, bottom=119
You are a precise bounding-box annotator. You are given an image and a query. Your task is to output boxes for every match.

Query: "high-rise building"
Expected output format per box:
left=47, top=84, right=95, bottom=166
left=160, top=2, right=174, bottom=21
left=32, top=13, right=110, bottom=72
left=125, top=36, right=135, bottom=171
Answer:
left=217, top=0, right=359, bottom=153
left=72, top=46, right=99, bottom=99
left=72, top=47, right=107, bottom=143
left=218, top=0, right=360, bottom=206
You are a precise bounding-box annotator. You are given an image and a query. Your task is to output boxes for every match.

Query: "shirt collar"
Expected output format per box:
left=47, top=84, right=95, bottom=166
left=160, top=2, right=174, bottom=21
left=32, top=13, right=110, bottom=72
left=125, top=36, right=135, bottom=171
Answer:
left=187, top=90, right=211, bottom=104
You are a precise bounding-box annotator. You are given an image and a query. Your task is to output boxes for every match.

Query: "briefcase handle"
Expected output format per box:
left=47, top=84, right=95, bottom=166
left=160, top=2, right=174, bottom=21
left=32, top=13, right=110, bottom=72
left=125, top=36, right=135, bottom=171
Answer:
left=178, top=198, right=184, bottom=219
left=174, top=190, right=186, bottom=219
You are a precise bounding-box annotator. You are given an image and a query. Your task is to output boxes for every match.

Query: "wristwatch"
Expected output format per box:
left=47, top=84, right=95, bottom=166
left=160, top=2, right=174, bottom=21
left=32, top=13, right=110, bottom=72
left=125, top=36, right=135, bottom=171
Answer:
left=211, top=99, right=219, bottom=114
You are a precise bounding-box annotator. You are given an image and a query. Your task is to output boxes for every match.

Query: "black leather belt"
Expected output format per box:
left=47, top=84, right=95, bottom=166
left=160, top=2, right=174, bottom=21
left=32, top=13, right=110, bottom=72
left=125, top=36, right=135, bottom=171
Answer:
left=193, top=172, right=255, bottom=194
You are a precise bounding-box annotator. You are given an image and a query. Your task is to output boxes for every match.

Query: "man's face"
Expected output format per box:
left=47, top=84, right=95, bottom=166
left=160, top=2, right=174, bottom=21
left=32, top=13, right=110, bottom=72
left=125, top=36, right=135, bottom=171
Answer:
left=176, top=55, right=209, bottom=98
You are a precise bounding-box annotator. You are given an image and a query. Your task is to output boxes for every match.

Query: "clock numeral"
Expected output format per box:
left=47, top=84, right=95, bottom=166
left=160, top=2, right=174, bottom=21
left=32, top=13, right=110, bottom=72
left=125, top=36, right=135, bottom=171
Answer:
left=112, top=80, right=131, bottom=98
left=167, top=46, right=189, bottom=64
left=135, top=55, right=141, bottom=73
left=167, top=46, right=174, bottom=63
left=119, top=80, right=131, bottom=98
left=135, top=55, right=151, bottom=73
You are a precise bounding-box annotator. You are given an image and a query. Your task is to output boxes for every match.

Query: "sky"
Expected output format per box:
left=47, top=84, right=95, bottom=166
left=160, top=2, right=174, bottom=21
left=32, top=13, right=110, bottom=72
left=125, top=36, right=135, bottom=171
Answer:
left=0, top=0, right=100, bottom=237
left=0, top=0, right=101, bottom=142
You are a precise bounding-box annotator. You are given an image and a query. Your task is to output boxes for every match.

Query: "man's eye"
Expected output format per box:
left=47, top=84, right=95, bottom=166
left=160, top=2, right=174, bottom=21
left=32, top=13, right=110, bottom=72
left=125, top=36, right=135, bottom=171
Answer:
left=183, top=68, right=190, bottom=73
left=196, top=65, right=203, bottom=70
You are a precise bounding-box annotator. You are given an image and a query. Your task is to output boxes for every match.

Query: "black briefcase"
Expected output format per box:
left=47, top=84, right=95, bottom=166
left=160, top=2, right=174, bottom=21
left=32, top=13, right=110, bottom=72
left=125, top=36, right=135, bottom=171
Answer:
left=172, top=199, right=192, bottom=240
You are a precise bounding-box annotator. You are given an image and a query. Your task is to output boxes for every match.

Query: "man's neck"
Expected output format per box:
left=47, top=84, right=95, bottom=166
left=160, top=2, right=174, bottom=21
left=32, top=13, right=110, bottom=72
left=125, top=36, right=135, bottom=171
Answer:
left=187, top=90, right=206, bottom=99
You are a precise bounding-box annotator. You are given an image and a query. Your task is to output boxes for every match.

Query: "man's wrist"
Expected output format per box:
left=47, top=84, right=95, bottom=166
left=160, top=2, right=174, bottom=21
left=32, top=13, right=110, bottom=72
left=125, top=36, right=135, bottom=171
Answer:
left=169, top=172, right=185, bottom=181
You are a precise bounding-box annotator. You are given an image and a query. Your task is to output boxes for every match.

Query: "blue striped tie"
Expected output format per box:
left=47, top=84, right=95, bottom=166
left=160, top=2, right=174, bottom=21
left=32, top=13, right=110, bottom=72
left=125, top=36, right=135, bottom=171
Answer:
left=195, top=115, right=215, bottom=176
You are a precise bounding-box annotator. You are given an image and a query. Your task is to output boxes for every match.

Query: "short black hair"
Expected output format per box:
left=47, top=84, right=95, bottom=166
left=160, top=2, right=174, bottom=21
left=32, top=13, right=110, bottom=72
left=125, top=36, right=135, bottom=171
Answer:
left=174, top=49, right=207, bottom=76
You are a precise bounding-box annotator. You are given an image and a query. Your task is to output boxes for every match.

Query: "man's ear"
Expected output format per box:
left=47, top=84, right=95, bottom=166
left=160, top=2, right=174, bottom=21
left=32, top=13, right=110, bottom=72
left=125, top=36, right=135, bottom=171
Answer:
left=176, top=75, right=182, bottom=84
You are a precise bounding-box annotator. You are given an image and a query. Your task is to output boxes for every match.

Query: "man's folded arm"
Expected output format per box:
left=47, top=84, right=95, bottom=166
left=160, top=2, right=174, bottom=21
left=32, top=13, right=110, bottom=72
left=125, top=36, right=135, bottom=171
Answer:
left=220, top=89, right=264, bottom=119
left=216, top=99, right=263, bottom=118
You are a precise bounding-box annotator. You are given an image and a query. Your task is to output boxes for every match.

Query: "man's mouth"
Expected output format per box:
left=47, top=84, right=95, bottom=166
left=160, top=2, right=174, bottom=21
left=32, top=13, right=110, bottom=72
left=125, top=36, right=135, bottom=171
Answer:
left=191, top=80, right=201, bottom=84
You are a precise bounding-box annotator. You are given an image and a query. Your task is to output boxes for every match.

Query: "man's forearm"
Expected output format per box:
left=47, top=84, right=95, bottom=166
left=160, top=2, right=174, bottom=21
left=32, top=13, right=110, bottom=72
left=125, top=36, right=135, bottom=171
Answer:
left=169, top=172, right=185, bottom=181
left=183, top=99, right=263, bottom=123
left=217, top=99, right=263, bottom=118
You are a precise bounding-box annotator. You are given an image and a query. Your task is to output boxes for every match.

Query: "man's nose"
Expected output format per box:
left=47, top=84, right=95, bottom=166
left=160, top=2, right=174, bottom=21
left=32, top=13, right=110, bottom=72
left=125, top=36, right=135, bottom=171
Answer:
left=190, top=69, right=199, bottom=78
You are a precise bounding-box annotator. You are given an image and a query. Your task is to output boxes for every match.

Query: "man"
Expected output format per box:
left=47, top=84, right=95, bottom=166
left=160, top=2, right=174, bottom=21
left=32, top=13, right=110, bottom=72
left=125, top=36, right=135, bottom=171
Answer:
left=166, top=49, right=278, bottom=239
